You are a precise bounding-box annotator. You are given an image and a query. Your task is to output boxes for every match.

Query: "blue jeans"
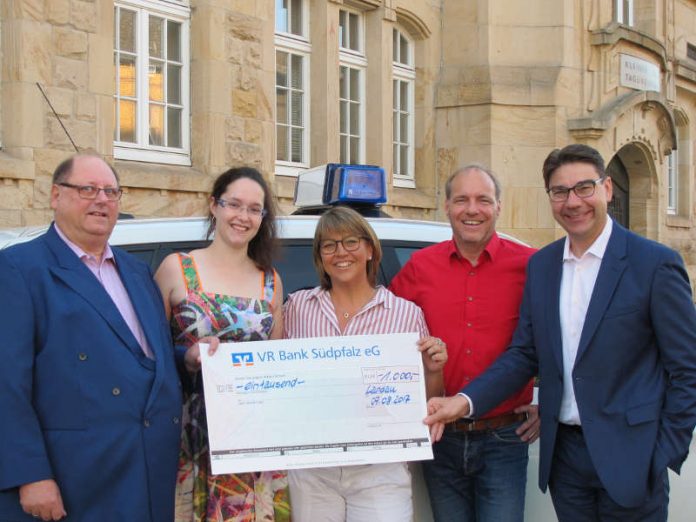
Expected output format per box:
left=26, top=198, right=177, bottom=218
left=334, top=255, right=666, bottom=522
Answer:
left=422, top=421, right=529, bottom=522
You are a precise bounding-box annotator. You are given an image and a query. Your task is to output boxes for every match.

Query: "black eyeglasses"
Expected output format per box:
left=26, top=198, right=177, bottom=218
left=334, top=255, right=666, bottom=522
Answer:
left=319, top=236, right=366, bottom=255
left=546, top=178, right=606, bottom=202
left=58, top=182, right=123, bottom=201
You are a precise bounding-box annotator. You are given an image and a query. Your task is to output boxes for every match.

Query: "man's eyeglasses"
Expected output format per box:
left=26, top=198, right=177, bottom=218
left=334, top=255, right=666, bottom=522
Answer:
left=216, top=198, right=267, bottom=218
left=58, top=182, right=123, bottom=201
left=546, top=177, right=606, bottom=202
left=319, top=236, right=366, bottom=255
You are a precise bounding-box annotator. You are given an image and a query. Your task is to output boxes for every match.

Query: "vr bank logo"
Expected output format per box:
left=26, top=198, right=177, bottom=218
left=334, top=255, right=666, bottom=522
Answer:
left=231, top=352, right=254, bottom=367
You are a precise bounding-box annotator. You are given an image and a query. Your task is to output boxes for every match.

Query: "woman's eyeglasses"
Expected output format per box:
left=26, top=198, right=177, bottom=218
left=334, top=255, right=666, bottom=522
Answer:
left=216, top=198, right=267, bottom=218
left=319, top=236, right=366, bottom=255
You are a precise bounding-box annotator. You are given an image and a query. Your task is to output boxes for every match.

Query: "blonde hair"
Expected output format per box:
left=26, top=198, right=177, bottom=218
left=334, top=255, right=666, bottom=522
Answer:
left=312, top=206, right=383, bottom=290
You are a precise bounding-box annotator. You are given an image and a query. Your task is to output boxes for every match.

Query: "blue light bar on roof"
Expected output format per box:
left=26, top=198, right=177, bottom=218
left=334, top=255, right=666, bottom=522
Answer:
left=294, top=163, right=387, bottom=207
left=325, top=164, right=386, bottom=205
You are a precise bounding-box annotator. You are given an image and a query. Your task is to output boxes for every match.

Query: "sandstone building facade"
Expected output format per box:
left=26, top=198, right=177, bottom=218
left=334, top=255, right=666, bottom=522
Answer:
left=1, top=0, right=696, bottom=284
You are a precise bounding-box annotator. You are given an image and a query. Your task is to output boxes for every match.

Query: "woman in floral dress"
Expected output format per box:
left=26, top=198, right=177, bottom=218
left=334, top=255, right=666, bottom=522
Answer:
left=155, top=167, right=290, bottom=522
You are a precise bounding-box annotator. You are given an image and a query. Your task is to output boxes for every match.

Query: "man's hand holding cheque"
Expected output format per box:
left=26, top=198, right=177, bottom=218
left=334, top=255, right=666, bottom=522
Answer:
left=424, top=395, right=471, bottom=442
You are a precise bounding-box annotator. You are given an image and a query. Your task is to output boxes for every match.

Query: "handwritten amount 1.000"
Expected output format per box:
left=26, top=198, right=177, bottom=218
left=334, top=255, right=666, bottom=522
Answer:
left=379, top=370, right=417, bottom=382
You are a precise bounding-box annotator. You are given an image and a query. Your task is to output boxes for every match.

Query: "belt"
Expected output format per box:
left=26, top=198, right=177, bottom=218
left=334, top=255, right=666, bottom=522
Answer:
left=447, top=412, right=527, bottom=433
left=558, top=423, right=583, bottom=434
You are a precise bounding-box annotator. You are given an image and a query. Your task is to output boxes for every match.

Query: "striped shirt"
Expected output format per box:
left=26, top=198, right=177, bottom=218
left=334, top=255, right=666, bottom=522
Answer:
left=283, top=285, right=429, bottom=339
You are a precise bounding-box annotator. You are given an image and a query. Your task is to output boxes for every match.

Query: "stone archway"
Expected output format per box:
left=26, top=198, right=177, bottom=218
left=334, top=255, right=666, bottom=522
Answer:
left=606, top=142, right=658, bottom=240
left=606, top=155, right=629, bottom=228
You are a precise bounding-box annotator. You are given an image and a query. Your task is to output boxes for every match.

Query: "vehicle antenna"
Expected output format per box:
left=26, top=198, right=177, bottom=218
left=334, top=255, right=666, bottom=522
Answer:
left=36, top=82, right=80, bottom=153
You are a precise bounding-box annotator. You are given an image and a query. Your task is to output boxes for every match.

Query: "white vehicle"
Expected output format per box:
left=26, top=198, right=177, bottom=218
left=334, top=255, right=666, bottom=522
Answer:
left=5, top=214, right=696, bottom=520
left=2, top=164, right=694, bottom=520
left=0, top=213, right=538, bottom=522
left=0, top=214, right=454, bottom=298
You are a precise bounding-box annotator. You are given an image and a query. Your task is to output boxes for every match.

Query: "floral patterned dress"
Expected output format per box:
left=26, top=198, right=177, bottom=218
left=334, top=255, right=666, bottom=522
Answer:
left=170, top=253, right=290, bottom=522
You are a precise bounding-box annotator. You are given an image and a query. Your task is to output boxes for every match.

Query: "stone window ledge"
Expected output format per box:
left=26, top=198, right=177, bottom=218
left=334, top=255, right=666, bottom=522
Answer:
left=666, top=214, right=692, bottom=229
left=591, top=22, right=667, bottom=68
left=0, top=152, right=35, bottom=181
left=389, top=185, right=436, bottom=210
left=114, top=160, right=208, bottom=194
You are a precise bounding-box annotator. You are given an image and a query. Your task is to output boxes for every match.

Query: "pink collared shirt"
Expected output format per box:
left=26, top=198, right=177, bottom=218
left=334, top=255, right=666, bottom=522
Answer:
left=54, top=224, right=154, bottom=359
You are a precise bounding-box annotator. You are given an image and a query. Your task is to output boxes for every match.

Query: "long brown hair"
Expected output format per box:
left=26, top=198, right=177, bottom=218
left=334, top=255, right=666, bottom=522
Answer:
left=206, top=167, right=278, bottom=271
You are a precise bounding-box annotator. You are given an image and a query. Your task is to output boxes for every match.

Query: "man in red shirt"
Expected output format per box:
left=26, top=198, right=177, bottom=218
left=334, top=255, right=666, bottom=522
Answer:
left=390, top=164, right=539, bottom=522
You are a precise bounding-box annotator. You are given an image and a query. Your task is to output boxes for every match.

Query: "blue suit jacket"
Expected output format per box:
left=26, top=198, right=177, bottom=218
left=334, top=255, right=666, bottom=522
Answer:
left=0, top=225, right=182, bottom=521
left=464, top=223, right=696, bottom=507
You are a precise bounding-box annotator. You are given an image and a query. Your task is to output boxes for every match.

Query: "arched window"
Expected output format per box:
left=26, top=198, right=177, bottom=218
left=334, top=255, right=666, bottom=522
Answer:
left=338, top=8, right=366, bottom=164
left=667, top=110, right=691, bottom=217
left=275, top=0, right=311, bottom=175
left=392, top=27, right=415, bottom=187
left=114, top=0, right=191, bottom=165
left=667, top=146, right=678, bottom=214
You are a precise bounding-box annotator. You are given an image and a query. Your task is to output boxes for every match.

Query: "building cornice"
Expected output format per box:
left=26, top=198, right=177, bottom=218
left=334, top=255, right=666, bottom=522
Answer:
left=335, top=0, right=382, bottom=10
left=394, top=7, right=431, bottom=39
left=590, top=22, right=667, bottom=69
left=568, top=90, right=676, bottom=150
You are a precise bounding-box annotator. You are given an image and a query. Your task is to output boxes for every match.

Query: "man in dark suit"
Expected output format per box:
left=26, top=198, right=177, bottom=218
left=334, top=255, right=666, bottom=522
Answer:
left=425, top=144, right=696, bottom=521
left=0, top=155, right=182, bottom=521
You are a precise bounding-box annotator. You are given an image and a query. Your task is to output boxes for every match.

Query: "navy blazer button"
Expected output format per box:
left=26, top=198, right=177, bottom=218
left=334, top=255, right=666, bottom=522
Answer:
left=173, top=416, right=180, bottom=424
left=144, top=419, right=151, bottom=427
left=78, top=353, right=88, bottom=361
left=112, top=387, right=121, bottom=396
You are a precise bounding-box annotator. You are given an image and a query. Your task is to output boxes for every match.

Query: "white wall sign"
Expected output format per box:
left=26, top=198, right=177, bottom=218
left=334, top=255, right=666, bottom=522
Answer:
left=620, top=54, right=660, bottom=92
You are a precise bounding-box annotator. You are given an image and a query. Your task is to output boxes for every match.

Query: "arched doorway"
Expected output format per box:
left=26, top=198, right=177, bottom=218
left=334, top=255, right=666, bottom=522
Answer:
left=605, top=142, right=658, bottom=239
left=606, top=155, right=629, bottom=228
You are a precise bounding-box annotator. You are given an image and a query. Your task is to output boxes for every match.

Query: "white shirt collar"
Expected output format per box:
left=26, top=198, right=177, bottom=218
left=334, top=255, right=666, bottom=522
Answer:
left=562, top=217, right=613, bottom=262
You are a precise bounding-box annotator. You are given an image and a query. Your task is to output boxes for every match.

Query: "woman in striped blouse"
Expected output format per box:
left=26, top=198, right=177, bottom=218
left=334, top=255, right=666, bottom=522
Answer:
left=283, top=206, right=447, bottom=522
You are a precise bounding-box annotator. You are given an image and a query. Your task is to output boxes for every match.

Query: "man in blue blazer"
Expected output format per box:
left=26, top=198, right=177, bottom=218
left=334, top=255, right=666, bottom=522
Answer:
left=425, top=144, right=696, bottom=520
left=0, top=155, right=182, bottom=521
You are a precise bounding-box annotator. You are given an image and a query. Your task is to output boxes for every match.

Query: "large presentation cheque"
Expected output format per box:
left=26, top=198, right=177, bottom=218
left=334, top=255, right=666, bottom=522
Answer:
left=200, top=332, right=433, bottom=474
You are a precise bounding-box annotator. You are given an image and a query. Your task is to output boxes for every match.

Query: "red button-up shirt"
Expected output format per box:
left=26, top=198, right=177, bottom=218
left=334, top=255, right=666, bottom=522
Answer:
left=390, top=233, right=535, bottom=418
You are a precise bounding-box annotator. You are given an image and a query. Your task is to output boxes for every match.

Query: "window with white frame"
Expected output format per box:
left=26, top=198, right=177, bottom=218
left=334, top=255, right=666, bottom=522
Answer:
left=616, top=0, right=634, bottom=26
left=114, top=1, right=190, bottom=165
left=275, top=0, right=310, bottom=175
left=392, top=27, right=415, bottom=187
left=338, top=9, right=365, bottom=164
left=667, top=148, right=678, bottom=214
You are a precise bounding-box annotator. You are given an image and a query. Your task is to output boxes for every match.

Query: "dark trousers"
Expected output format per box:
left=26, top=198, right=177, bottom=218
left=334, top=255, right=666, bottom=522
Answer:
left=549, top=423, right=669, bottom=522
